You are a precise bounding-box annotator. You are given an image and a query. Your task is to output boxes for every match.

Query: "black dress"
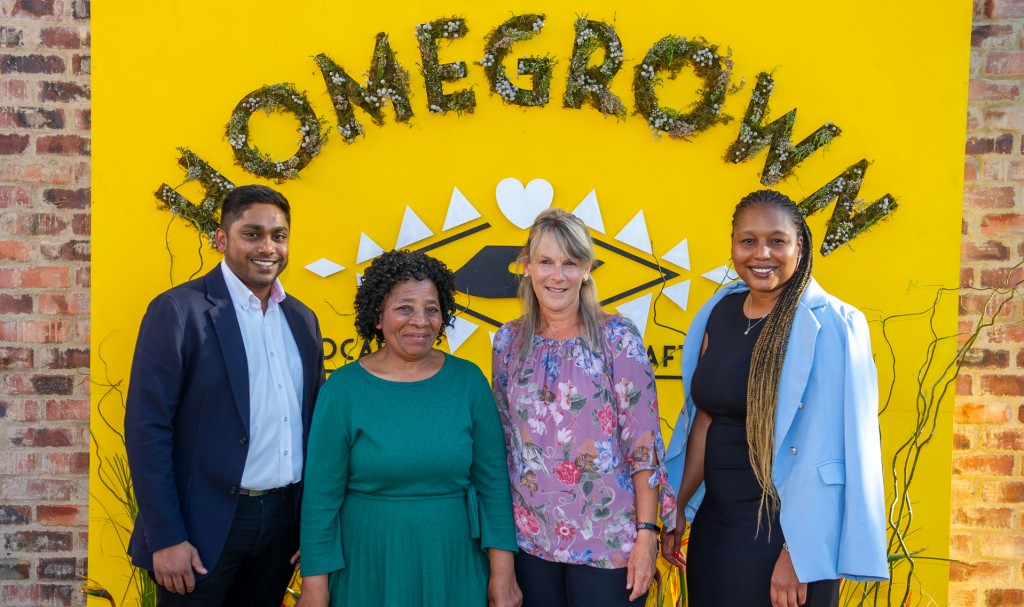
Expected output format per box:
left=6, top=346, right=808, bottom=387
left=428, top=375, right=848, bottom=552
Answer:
left=685, top=292, right=840, bottom=607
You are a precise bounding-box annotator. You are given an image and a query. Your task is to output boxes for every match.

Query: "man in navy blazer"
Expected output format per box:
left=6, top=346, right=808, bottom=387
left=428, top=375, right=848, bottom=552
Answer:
left=125, top=185, right=326, bottom=606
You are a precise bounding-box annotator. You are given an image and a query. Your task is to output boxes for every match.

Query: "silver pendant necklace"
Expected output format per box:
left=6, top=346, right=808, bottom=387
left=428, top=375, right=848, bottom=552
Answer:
left=745, top=297, right=769, bottom=335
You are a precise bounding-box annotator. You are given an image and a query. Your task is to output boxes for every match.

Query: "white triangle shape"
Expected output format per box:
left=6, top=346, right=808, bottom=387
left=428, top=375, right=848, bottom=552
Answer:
left=615, top=292, right=653, bottom=339
left=356, top=233, right=385, bottom=264
left=571, top=189, right=605, bottom=234
left=614, top=211, right=652, bottom=255
left=702, top=265, right=739, bottom=285
left=445, top=316, right=479, bottom=354
left=663, top=280, right=691, bottom=311
left=662, top=238, right=690, bottom=271
left=395, top=206, right=434, bottom=249
left=442, top=187, right=482, bottom=231
left=488, top=331, right=496, bottom=346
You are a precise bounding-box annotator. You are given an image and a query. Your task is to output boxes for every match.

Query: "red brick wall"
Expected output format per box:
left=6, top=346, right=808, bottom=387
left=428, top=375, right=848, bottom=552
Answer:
left=952, top=1, right=1024, bottom=606
left=0, top=1, right=91, bottom=605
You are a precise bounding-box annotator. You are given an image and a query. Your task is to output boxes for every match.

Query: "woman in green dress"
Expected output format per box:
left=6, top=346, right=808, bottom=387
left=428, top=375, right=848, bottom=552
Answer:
left=297, top=250, right=521, bottom=607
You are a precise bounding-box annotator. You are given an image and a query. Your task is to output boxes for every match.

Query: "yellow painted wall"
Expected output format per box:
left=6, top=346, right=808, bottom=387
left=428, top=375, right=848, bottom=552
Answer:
left=92, top=2, right=971, bottom=604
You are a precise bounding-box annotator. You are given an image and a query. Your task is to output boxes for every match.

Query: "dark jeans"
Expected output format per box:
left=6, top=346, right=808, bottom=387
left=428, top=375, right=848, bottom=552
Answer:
left=155, top=490, right=297, bottom=607
left=515, top=552, right=648, bottom=607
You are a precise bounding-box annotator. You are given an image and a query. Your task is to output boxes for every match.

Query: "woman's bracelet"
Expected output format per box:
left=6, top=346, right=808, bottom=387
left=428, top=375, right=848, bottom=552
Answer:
left=636, top=522, right=661, bottom=534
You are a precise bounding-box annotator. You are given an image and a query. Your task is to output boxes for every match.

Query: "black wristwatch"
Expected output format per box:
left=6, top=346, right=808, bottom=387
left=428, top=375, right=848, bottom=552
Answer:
left=636, top=522, right=661, bottom=534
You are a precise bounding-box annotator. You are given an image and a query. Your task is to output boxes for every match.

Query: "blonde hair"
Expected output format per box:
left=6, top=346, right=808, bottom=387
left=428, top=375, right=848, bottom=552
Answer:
left=516, top=208, right=604, bottom=359
left=732, top=190, right=814, bottom=535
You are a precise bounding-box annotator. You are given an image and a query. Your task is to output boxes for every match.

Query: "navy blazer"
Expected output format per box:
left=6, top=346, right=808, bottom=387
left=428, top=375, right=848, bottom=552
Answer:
left=665, top=278, right=889, bottom=583
left=125, top=265, right=325, bottom=574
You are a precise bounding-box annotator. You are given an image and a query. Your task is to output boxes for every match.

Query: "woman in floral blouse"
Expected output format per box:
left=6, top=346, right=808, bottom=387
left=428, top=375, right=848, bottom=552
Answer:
left=492, top=208, right=677, bottom=607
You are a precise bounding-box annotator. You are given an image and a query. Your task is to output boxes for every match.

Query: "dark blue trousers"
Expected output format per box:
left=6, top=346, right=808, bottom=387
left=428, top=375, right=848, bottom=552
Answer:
left=155, top=490, right=297, bottom=607
left=516, top=552, right=648, bottom=607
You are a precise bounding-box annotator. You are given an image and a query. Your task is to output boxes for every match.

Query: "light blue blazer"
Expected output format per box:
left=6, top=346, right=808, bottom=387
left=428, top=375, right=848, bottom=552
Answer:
left=665, top=278, right=889, bottom=583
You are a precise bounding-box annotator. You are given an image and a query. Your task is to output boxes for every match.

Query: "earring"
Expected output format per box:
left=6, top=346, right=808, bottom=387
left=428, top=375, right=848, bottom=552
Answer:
left=583, top=274, right=590, bottom=283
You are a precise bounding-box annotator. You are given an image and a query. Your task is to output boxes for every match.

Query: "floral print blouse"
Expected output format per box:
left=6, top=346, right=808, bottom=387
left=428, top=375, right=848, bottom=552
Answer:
left=492, top=315, right=677, bottom=569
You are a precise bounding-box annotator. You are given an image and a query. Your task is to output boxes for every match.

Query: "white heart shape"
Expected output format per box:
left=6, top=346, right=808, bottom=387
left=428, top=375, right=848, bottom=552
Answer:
left=495, top=177, right=554, bottom=229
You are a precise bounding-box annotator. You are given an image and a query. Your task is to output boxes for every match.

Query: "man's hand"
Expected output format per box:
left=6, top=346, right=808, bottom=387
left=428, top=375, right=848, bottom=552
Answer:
left=153, top=541, right=207, bottom=594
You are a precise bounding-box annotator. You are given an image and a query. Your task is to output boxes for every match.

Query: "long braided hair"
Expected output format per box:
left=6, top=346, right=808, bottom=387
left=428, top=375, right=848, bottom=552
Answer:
left=732, top=190, right=814, bottom=533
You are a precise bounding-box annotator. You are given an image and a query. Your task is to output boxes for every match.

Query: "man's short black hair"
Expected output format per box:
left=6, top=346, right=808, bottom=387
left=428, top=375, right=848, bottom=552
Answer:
left=220, top=185, right=291, bottom=228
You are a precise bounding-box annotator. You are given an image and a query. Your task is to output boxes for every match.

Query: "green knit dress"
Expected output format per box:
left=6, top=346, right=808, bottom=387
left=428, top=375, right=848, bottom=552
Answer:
left=300, top=354, right=517, bottom=606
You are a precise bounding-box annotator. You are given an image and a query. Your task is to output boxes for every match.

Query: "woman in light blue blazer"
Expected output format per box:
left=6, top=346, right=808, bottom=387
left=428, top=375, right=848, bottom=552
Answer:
left=660, top=190, right=888, bottom=607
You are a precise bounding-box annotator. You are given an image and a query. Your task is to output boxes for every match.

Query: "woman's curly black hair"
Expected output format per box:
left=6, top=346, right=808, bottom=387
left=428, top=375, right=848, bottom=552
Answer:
left=354, top=249, right=458, bottom=345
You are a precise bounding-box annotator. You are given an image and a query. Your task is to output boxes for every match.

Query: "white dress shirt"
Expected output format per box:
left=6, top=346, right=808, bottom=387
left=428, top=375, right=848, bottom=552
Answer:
left=221, top=260, right=304, bottom=490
